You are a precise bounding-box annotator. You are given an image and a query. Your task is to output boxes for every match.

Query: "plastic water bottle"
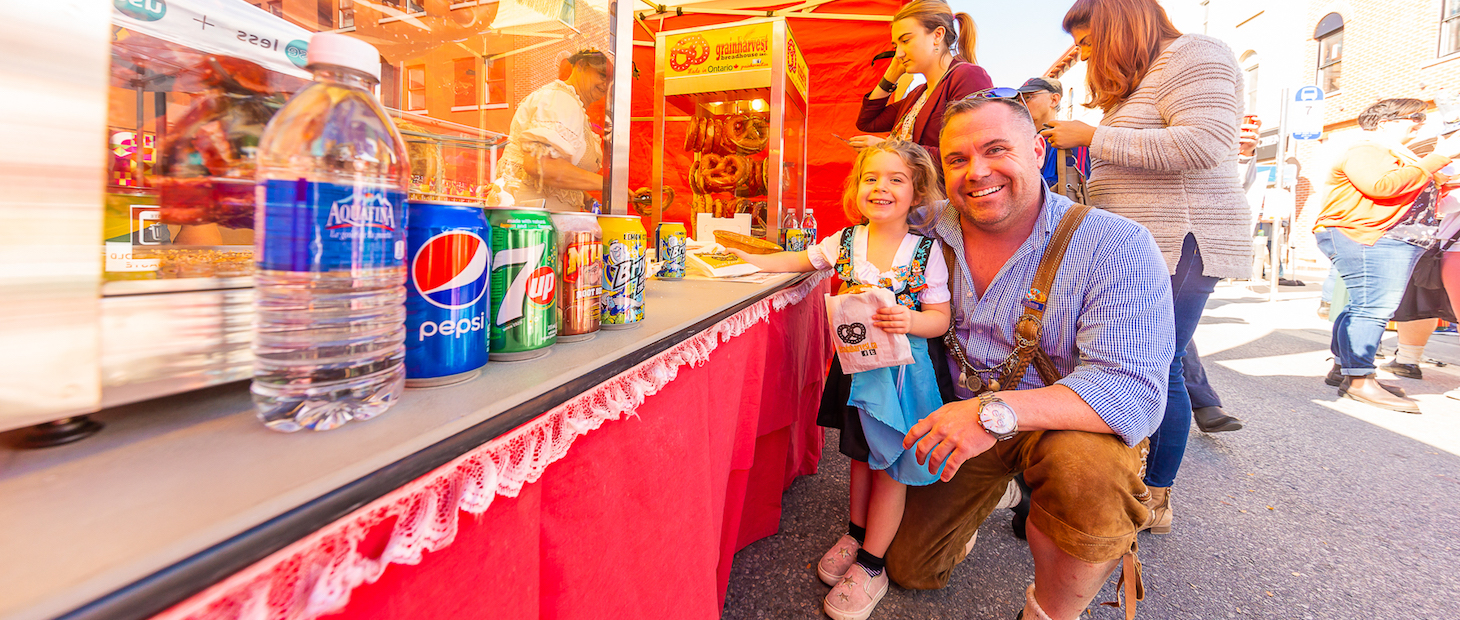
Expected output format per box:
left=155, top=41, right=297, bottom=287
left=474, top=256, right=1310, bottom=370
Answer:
left=801, top=208, right=818, bottom=245
left=252, top=33, right=411, bottom=432
left=780, top=208, right=802, bottom=250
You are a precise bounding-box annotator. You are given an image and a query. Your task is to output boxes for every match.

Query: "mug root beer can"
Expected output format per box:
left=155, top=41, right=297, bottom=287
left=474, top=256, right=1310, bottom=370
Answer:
left=552, top=212, right=602, bottom=343
left=599, top=214, right=647, bottom=330
left=487, top=206, right=558, bottom=360
left=404, top=200, right=491, bottom=387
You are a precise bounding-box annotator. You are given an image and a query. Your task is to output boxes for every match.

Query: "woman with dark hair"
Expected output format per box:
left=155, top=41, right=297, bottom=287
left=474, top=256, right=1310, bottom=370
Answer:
left=1039, top=0, right=1251, bottom=536
left=499, top=50, right=612, bottom=212
left=1314, top=98, right=1460, bottom=412
left=850, top=0, right=991, bottom=165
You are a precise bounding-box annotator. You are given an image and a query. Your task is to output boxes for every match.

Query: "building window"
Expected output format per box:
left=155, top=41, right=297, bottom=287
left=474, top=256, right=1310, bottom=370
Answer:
left=383, top=0, right=425, bottom=13
left=1315, top=12, right=1343, bottom=93
left=558, top=0, right=576, bottom=26
left=406, top=64, right=426, bottom=111
left=1241, top=51, right=1260, bottom=115
left=453, top=58, right=478, bottom=109
left=1443, top=0, right=1460, bottom=57
left=485, top=57, right=507, bottom=105
left=339, top=0, right=355, bottom=28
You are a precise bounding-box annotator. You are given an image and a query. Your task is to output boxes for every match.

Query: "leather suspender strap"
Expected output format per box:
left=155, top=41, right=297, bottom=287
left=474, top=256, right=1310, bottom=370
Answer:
left=938, top=202, right=1092, bottom=391
left=1000, top=202, right=1092, bottom=390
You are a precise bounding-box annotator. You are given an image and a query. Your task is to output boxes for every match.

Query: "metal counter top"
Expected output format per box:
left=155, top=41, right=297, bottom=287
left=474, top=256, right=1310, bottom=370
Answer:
left=0, top=273, right=807, bottom=620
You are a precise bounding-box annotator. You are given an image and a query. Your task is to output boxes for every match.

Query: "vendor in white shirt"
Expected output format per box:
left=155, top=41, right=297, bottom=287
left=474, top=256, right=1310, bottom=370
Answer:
left=498, top=50, right=611, bottom=212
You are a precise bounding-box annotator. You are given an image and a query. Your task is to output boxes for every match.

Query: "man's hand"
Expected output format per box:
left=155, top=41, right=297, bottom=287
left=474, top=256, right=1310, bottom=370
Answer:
left=904, top=399, right=996, bottom=482
left=1039, top=120, right=1097, bottom=149
left=873, top=305, right=911, bottom=334
left=849, top=135, right=886, bottom=149
left=1239, top=116, right=1262, bottom=157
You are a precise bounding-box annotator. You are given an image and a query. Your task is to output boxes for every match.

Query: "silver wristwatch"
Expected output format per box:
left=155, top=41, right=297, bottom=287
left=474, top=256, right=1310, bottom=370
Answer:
left=978, top=393, right=1019, bottom=441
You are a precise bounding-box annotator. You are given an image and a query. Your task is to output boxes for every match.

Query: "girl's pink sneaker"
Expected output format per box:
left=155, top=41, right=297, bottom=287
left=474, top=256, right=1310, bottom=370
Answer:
left=816, top=534, right=861, bottom=586
left=823, top=563, right=889, bottom=620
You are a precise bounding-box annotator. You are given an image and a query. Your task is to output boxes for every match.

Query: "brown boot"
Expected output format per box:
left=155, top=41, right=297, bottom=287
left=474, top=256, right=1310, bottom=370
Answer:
left=1139, top=486, right=1172, bottom=534
left=1326, top=364, right=1405, bottom=396
left=1339, top=374, right=1421, bottom=414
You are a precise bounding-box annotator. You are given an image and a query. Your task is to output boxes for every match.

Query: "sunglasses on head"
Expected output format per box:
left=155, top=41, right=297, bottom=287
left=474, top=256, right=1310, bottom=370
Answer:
left=963, top=87, right=1022, bottom=101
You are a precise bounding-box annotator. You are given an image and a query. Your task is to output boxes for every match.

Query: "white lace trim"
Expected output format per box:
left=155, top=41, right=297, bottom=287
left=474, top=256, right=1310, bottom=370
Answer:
left=153, top=273, right=829, bottom=620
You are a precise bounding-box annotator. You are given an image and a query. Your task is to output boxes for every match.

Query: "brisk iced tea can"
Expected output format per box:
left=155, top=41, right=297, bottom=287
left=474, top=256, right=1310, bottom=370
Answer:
left=404, top=200, right=491, bottom=387
left=598, top=214, right=647, bottom=329
left=654, top=222, right=687, bottom=280
left=551, top=212, right=602, bottom=342
left=486, top=206, right=557, bottom=360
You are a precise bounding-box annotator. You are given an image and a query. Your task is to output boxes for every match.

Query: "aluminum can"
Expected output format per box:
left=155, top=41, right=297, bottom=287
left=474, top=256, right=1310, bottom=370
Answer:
left=404, top=200, right=491, bottom=387
left=654, top=221, right=687, bottom=280
left=598, top=214, right=648, bottom=329
left=487, top=206, right=558, bottom=360
left=551, top=212, right=602, bottom=342
left=783, top=227, right=808, bottom=252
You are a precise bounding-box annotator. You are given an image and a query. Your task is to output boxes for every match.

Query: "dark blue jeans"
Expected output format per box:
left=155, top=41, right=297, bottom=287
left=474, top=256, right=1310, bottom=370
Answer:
left=1314, top=228, right=1424, bottom=375
left=1145, top=234, right=1219, bottom=489
left=1182, top=340, right=1221, bottom=409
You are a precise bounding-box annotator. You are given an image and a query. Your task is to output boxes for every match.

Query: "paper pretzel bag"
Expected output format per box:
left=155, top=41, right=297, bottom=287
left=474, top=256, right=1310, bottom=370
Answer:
left=824, top=287, right=914, bottom=374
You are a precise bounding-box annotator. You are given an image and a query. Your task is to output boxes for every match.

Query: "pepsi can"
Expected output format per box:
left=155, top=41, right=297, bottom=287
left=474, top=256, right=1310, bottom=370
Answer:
left=404, top=200, right=491, bottom=387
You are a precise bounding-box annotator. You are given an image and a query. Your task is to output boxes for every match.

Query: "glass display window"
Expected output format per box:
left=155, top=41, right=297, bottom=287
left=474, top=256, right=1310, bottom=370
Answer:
left=104, top=0, right=617, bottom=285
left=649, top=18, right=808, bottom=243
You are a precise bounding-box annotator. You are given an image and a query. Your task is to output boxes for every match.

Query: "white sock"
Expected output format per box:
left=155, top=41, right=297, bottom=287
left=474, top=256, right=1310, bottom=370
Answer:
left=1397, top=343, right=1425, bottom=365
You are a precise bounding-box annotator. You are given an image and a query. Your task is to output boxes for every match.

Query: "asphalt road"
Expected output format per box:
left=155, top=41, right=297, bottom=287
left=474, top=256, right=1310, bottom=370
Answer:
left=721, top=280, right=1460, bottom=619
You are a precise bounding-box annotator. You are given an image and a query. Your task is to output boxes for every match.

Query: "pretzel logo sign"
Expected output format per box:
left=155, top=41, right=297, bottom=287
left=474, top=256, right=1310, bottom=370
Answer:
left=668, top=34, right=711, bottom=72
left=836, top=322, right=867, bottom=345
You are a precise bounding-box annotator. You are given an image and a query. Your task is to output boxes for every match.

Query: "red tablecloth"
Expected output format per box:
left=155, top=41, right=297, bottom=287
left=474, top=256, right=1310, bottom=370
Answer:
left=317, top=281, right=832, bottom=619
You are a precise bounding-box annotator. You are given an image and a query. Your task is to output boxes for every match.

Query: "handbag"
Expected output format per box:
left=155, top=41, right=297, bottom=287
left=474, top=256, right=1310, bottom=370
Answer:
left=1409, top=226, right=1460, bottom=290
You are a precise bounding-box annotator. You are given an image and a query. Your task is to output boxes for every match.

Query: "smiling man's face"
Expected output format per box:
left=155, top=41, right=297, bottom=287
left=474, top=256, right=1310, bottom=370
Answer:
left=939, top=102, right=1046, bottom=234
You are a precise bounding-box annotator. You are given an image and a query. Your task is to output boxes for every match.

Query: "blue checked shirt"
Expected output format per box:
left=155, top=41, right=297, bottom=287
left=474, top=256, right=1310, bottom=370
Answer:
left=926, top=190, right=1175, bottom=446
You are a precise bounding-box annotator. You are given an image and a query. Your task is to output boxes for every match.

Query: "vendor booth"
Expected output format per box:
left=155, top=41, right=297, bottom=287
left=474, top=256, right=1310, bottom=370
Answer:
left=0, top=0, right=897, bottom=618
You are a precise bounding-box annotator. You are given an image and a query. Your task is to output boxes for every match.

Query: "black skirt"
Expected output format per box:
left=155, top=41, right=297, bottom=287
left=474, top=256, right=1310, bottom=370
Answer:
left=816, top=354, right=871, bottom=463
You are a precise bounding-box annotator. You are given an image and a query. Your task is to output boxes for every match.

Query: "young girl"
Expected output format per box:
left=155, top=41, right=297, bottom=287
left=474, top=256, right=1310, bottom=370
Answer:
left=729, top=140, right=950, bottom=620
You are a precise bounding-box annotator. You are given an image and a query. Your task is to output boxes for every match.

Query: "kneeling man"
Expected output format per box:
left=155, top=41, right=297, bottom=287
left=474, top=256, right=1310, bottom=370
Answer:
left=886, top=96, right=1174, bottom=620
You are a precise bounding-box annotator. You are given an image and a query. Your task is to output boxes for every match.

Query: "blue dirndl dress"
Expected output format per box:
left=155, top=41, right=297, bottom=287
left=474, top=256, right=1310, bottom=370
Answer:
left=833, top=230, right=947, bottom=486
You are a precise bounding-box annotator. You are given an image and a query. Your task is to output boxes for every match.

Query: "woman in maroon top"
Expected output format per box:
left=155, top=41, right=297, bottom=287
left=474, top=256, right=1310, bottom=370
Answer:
left=851, top=0, right=992, bottom=166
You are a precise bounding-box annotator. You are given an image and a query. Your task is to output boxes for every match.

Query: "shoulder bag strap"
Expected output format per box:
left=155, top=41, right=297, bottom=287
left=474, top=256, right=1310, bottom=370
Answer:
left=998, top=203, right=1093, bottom=391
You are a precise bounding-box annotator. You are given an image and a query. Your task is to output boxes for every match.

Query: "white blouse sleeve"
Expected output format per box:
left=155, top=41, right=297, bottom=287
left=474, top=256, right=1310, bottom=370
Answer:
left=918, top=238, right=951, bottom=304
left=806, top=227, right=849, bottom=272
left=518, top=89, right=589, bottom=166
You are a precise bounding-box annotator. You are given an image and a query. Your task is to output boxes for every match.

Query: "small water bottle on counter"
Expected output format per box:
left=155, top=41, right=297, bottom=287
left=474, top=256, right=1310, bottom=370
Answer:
left=252, top=33, right=411, bottom=432
left=780, top=208, right=805, bottom=251
left=801, top=208, right=818, bottom=245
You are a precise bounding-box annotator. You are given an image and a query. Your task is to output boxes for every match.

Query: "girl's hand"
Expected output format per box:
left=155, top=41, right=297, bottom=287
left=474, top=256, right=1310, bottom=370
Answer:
left=874, top=305, right=912, bottom=334
left=849, top=135, right=886, bottom=150
left=1039, top=120, right=1097, bottom=149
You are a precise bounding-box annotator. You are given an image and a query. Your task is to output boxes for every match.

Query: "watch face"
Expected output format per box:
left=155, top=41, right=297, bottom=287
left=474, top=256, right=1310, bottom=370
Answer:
left=980, top=401, right=1018, bottom=435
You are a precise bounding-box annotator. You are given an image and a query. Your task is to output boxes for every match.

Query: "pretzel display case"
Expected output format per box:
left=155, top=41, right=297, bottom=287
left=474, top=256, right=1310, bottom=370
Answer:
left=651, top=17, right=809, bottom=241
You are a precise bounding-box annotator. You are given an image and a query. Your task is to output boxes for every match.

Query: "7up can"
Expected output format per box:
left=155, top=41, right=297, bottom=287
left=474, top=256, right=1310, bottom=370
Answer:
left=487, top=207, right=557, bottom=360
left=599, top=214, right=647, bottom=329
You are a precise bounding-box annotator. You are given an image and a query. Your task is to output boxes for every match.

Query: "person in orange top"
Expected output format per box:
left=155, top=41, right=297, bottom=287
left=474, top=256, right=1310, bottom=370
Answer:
left=1314, top=98, right=1460, bottom=413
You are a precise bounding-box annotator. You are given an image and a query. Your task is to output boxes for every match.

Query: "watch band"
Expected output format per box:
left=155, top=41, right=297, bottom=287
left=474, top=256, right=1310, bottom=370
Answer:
left=878, top=77, right=898, bottom=93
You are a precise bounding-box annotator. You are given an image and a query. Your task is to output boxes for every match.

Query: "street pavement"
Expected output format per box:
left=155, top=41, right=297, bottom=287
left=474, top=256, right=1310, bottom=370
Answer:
left=722, top=279, right=1460, bottom=619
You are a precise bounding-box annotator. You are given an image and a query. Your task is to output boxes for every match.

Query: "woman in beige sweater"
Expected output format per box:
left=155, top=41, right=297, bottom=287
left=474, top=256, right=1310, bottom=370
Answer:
left=1042, top=0, right=1251, bottom=537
